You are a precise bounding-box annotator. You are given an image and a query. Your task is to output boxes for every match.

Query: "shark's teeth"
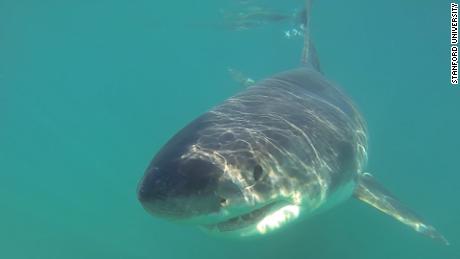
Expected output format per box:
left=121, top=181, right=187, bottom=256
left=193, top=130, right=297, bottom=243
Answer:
left=203, top=202, right=301, bottom=236
left=205, top=202, right=278, bottom=232
left=256, top=205, right=300, bottom=234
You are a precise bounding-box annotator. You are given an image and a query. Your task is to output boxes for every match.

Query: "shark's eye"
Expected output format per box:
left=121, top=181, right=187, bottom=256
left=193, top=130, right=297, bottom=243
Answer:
left=219, top=197, right=228, bottom=207
left=253, top=164, right=263, bottom=181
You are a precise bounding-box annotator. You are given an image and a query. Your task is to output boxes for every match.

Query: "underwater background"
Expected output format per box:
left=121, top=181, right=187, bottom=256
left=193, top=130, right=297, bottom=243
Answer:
left=1, top=0, right=459, bottom=258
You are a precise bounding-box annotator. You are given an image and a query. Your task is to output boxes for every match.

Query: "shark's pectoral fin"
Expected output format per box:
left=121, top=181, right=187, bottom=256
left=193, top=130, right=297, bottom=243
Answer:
left=353, top=172, right=449, bottom=245
left=228, top=68, right=256, bottom=87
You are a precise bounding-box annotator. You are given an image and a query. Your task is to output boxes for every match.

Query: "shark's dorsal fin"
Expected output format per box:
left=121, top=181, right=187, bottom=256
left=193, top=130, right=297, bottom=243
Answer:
left=301, top=0, right=321, bottom=72
left=354, top=172, right=449, bottom=245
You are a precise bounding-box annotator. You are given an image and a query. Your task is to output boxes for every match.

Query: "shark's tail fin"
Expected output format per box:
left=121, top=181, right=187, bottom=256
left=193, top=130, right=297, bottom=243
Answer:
left=354, top=172, right=449, bottom=245
left=300, top=0, right=321, bottom=72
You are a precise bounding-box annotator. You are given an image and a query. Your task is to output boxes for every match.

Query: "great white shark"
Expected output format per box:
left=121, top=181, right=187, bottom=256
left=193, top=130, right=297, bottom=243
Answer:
left=137, top=1, right=448, bottom=244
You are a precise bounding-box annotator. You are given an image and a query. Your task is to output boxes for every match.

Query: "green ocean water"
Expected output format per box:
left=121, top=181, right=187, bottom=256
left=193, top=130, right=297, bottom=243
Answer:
left=1, top=0, right=459, bottom=258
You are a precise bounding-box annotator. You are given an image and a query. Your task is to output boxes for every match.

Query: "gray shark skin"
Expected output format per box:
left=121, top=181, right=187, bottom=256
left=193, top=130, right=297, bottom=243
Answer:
left=138, top=67, right=365, bottom=234
left=137, top=1, right=448, bottom=244
left=137, top=67, right=448, bottom=243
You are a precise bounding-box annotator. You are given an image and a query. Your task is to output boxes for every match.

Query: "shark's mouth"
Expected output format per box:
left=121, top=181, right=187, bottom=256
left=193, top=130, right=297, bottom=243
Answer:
left=210, top=202, right=278, bottom=232
left=203, top=201, right=300, bottom=236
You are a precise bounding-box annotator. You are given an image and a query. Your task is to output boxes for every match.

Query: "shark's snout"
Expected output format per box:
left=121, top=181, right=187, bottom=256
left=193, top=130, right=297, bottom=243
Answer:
left=137, top=158, right=225, bottom=219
